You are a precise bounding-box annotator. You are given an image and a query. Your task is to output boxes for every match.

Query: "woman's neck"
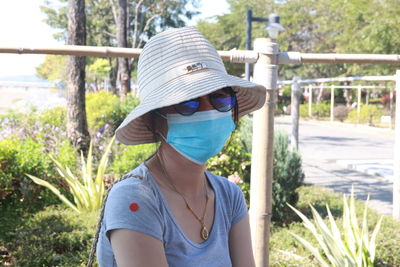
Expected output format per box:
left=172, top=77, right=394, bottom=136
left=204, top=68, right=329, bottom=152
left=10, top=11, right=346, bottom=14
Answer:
left=147, top=141, right=207, bottom=199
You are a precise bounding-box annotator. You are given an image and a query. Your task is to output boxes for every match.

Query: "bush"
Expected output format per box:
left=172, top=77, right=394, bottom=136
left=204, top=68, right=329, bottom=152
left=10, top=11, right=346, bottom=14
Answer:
left=4, top=205, right=98, bottom=267
left=270, top=186, right=400, bottom=266
left=0, top=137, right=54, bottom=204
left=109, top=94, right=140, bottom=132
left=86, top=91, right=120, bottom=131
left=237, top=115, right=253, bottom=154
left=111, top=143, right=157, bottom=176
left=300, top=102, right=331, bottom=118
left=86, top=91, right=140, bottom=132
left=207, top=118, right=305, bottom=220
left=38, top=106, right=66, bottom=127
left=289, top=187, right=382, bottom=266
left=347, top=105, right=385, bottom=126
left=272, top=130, right=305, bottom=224
left=207, top=117, right=253, bottom=202
left=27, top=137, right=115, bottom=213
left=207, top=132, right=252, bottom=202
left=207, top=133, right=251, bottom=182
left=0, top=106, right=78, bottom=205
left=333, top=104, right=348, bottom=122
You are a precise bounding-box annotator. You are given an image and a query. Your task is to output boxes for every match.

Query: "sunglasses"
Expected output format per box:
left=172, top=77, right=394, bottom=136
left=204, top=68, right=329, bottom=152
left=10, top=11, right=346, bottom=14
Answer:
left=174, top=87, right=237, bottom=116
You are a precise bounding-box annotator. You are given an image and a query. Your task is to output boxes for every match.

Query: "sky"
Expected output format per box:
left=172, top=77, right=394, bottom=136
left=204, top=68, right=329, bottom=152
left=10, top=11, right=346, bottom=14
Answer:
left=0, top=0, right=229, bottom=79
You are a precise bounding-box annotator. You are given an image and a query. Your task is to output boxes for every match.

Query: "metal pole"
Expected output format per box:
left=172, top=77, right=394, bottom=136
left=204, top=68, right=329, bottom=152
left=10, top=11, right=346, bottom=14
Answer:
left=250, top=38, right=278, bottom=267
left=390, top=87, right=394, bottom=129
left=2, top=46, right=400, bottom=65
left=357, top=85, right=362, bottom=124
left=308, top=85, right=313, bottom=118
left=291, top=76, right=301, bottom=150
left=330, top=84, right=335, bottom=122
left=245, top=9, right=253, bottom=81
left=278, top=52, right=400, bottom=65
left=393, top=69, right=400, bottom=218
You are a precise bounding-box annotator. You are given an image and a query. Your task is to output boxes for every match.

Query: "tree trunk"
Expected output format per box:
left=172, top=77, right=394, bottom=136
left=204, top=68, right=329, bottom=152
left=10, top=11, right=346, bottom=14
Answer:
left=316, top=83, right=323, bottom=104
left=67, top=0, right=90, bottom=154
left=344, top=81, right=353, bottom=108
left=109, top=58, right=118, bottom=94
left=116, top=0, right=131, bottom=101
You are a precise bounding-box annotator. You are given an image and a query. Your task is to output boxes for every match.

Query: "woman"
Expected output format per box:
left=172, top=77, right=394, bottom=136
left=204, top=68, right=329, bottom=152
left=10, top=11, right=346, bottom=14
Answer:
left=90, top=27, right=266, bottom=267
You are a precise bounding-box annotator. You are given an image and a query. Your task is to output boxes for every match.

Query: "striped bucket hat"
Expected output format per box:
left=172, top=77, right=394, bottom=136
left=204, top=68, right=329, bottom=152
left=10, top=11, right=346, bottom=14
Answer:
left=115, top=27, right=267, bottom=145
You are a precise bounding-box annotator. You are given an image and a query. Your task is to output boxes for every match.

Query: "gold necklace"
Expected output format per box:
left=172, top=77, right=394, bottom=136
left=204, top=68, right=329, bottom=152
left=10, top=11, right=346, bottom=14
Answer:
left=156, top=153, right=210, bottom=241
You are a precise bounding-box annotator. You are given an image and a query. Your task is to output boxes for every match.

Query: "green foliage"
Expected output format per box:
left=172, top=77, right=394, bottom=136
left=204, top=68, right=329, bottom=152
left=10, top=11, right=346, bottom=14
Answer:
left=112, top=143, right=157, bottom=176
left=237, top=115, right=253, bottom=154
left=288, top=188, right=382, bottom=267
left=207, top=118, right=305, bottom=218
left=314, top=102, right=331, bottom=118
left=38, top=106, right=66, bottom=127
left=35, top=55, right=67, bottom=82
left=368, top=98, right=382, bottom=105
left=41, top=0, right=199, bottom=45
left=206, top=117, right=252, bottom=201
left=270, top=186, right=400, bottom=266
left=5, top=205, right=98, bottom=267
left=86, top=91, right=139, bottom=132
left=86, top=59, right=112, bottom=90
left=0, top=106, right=78, bottom=206
left=207, top=132, right=252, bottom=202
left=56, top=138, right=79, bottom=171
left=27, top=137, right=115, bottom=213
left=87, top=58, right=111, bottom=79
left=199, top=0, right=400, bottom=79
left=41, top=0, right=200, bottom=89
left=278, top=86, right=292, bottom=110
left=347, top=105, right=385, bottom=126
left=272, top=131, right=305, bottom=224
left=207, top=133, right=251, bottom=183
left=0, top=137, right=53, bottom=204
left=108, top=94, right=140, bottom=132
left=300, top=102, right=331, bottom=118
left=86, top=90, right=119, bottom=131
left=196, top=17, right=245, bottom=76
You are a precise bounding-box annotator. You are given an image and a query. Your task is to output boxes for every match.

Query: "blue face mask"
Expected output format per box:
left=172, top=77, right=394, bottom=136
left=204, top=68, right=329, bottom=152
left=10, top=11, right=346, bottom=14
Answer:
left=162, top=110, right=235, bottom=164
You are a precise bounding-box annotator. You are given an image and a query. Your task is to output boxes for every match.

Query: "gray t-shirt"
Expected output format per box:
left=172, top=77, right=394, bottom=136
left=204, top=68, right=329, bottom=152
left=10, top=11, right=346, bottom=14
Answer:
left=96, top=163, right=248, bottom=267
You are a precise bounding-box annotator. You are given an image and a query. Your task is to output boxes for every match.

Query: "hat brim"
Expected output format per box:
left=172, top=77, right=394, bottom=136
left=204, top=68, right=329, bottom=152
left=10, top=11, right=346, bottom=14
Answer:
left=115, top=69, right=266, bottom=145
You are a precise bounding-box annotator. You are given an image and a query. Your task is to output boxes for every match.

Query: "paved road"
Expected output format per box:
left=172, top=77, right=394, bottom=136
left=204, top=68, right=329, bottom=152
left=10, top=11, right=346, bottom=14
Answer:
left=275, top=116, right=395, bottom=215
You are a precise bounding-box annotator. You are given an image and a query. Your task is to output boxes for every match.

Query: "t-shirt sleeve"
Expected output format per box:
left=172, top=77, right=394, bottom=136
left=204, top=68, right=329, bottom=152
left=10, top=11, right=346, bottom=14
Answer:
left=230, top=183, right=248, bottom=225
left=104, top=179, right=164, bottom=242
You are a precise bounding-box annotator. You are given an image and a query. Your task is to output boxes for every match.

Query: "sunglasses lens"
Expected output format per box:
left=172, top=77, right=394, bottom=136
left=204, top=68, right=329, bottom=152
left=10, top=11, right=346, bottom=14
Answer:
left=175, top=100, right=200, bottom=115
left=210, top=90, right=236, bottom=112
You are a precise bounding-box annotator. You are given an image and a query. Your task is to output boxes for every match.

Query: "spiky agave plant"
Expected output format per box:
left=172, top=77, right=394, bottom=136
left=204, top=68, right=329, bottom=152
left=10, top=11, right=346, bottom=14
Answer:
left=26, top=136, right=115, bottom=213
left=288, top=187, right=382, bottom=267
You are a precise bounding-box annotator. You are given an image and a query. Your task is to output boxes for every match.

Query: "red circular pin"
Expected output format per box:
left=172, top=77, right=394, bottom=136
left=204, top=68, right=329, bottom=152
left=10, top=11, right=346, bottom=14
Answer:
left=129, top=202, right=139, bottom=212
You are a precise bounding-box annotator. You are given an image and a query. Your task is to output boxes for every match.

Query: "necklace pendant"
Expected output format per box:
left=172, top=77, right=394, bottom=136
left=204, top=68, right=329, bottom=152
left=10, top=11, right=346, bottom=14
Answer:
left=201, top=226, right=209, bottom=240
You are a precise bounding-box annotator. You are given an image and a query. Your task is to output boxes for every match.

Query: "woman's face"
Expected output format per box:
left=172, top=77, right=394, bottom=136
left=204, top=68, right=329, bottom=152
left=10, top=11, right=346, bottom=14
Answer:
left=162, top=88, right=233, bottom=115
left=145, top=88, right=236, bottom=138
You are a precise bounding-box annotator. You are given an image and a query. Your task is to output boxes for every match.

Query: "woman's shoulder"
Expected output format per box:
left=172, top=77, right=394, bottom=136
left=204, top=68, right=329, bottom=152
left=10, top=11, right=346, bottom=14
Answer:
left=103, top=163, right=165, bottom=242
left=109, top=163, right=154, bottom=195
